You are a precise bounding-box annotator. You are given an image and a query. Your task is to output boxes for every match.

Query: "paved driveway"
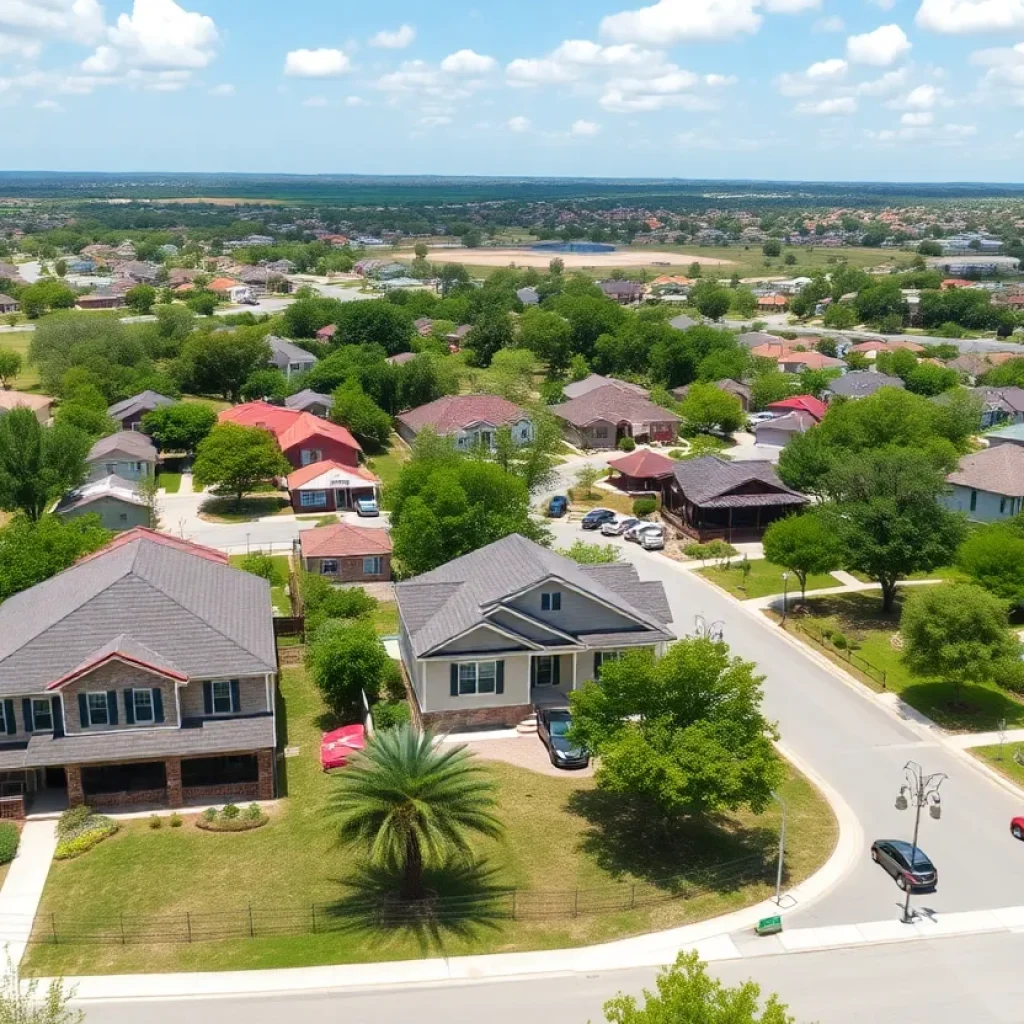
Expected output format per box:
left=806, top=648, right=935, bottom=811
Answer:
left=467, top=734, right=595, bottom=779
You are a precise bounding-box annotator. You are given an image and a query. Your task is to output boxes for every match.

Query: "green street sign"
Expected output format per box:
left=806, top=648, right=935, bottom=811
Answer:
left=756, top=915, right=783, bottom=935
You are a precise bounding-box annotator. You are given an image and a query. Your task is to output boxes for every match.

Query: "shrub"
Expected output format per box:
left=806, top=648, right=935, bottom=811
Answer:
left=996, top=657, right=1024, bottom=695
left=57, top=805, right=92, bottom=838
left=617, top=436, right=636, bottom=452
left=239, top=552, right=283, bottom=587
left=54, top=817, right=118, bottom=860
left=202, top=806, right=218, bottom=822
left=683, top=543, right=710, bottom=560
left=169, top=813, right=183, bottom=828
left=222, top=803, right=240, bottom=820
left=382, top=660, right=407, bottom=702
left=706, top=539, right=738, bottom=559
left=632, top=496, right=658, bottom=517
left=0, top=822, right=19, bottom=865
left=245, top=803, right=262, bottom=821
left=832, top=632, right=848, bottom=649
left=148, top=814, right=162, bottom=830
left=667, top=449, right=686, bottom=459
left=373, top=700, right=411, bottom=730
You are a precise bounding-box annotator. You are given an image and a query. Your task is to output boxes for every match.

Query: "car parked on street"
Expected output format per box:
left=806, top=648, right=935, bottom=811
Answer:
left=581, top=508, right=616, bottom=530
left=355, top=496, right=380, bottom=517
left=870, top=839, right=937, bottom=891
left=547, top=495, right=569, bottom=517
left=601, top=515, right=640, bottom=537
left=1012, top=815, right=1024, bottom=841
left=536, top=707, right=590, bottom=769
left=624, top=520, right=658, bottom=541
left=639, top=525, right=666, bottom=550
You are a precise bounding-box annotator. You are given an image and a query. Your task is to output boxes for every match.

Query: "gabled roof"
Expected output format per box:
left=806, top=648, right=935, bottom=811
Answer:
left=0, top=392, right=52, bottom=414
left=76, top=527, right=228, bottom=565
left=387, top=352, right=417, bottom=365
left=55, top=475, right=145, bottom=514
left=267, top=335, right=317, bottom=364
left=46, top=634, right=188, bottom=690
left=218, top=402, right=360, bottom=455
left=669, top=456, right=807, bottom=509
left=285, top=389, right=334, bottom=412
left=0, top=532, right=276, bottom=694
left=562, top=374, right=648, bottom=400
left=286, top=459, right=379, bottom=490
left=827, top=371, right=905, bottom=398
left=755, top=411, right=817, bottom=437
left=299, top=523, right=393, bottom=559
left=551, top=384, right=680, bottom=429
left=608, top=448, right=676, bottom=479
left=107, top=390, right=173, bottom=421
left=766, top=395, right=827, bottom=420
left=396, top=534, right=673, bottom=658
left=396, top=394, right=529, bottom=435
left=948, top=445, right=1024, bottom=497
left=847, top=339, right=890, bottom=354
left=777, top=351, right=845, bottom=370
left=87, top=430, right=158, bottom=463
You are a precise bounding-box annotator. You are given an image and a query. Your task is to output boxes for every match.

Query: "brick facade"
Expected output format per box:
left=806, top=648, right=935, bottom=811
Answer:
left=420, top=703, right=532, bottom=731
left=90, top=787, right=167, bottom=809
left=301, top=554, right=392, bottom=584
left=66, top=765, right=84, bottom=807
left=166, top=757, right=182, bottom=808
left=256, top=749, right=275, bottom=800
left=182, top=782, right=259, bottom=803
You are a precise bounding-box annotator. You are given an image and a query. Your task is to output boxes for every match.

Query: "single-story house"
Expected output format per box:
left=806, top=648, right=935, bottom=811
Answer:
left=776, top=351, right=845, bottom=374
left=938, top=386, right=1024, bottom=429
left=267, top=336, right=318, bottom=380
left=750, top=341, right=796, bottom=361
left=986, top=423, right=1024, bottom=450
left=0, top=294, right=18, bottom=315
left=286, top=460, right=380, bottom=512
left=608, top=448, right=676, bottom=492
left=387, top=352, right=417, bottom=366
left=887, top=340, right=926, bottom=354
left=445, top=324, right=472, bottom=348
left=284, top=390, right=333, bottom=418
left=85, top=431, right=157, bottom=483
left=219, top=402, right=361, bottom=469
left=296, top=523, right=392, bottom=583
left=947, top=353, right=991, bottom=381
left=0, top=391, right=53, bottom=424
left=562, top=374, right=648, bottom=401
left=754, top=410, right=817, bottom=447
left=945, top=445, right=1024, bottom=522
left=598, top=280, right=644, bottom=305
left=77, top=292, right=125, bottom=310
left=737, top=331, right=785, bottom=350
left=107, top=390, right=173, bottom=432
left=847, top=339, right=890, bottom=359
left=395, top=533, right=674, bottom=731
left=662, top=456, right=808, bottom=542
left=672, top=379, right=752, bottom=412
left=826, top=371, right=905, bottom=401
left=0, top=528, right=278, bottom=813
left=757, top=294, right=788, bottom=312
left=550, top=385, right=680, bottom=449
left=396, top=395, right=534, bottom=450
left=55, top=476, right=150, bottom=532
left=315, top=324, right=337, bottom=342
left=765, top=395, right=827, bottom=421
left=0, top=263, right=25, bottom=285
left=118, top=261, right=159, bottom=285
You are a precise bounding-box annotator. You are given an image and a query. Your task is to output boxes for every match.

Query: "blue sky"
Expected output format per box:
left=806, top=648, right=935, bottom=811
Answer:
left=1, top=0, right=1023, bottom=181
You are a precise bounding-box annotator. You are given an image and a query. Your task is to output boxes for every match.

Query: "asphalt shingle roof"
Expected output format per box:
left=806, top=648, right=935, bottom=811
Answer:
left=396, top=395, right=529, bottom=435
left=551, top=385, right=680, bottom=429
left=107, top=390, right=173, bottom=421
left=87, top=431, right=158, bottom=463
left=827, top=371, right=905, bottom=398
left=670, top=456, right=807, bottom=508
left=285, top=389, right=334, bottom=411
left=947, top=445, right=1024, bottom=497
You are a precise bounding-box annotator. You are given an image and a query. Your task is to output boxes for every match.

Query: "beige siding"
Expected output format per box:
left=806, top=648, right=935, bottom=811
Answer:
left=437, top=626, right=530, bottom=655
left=488, top=609, right=570, bottom=643
left=509, top=584, right=639, bottom=634
left=422, top=655, right=530, bottom=713
left=178, top=676, right=270, bottom=719
left=61, top=662, right=180, bottom=734
left=61, top=498, right=150, bottom=533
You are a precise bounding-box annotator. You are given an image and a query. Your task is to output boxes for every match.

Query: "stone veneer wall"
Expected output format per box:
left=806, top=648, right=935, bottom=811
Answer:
left=420, top=703, right=532, bottom=731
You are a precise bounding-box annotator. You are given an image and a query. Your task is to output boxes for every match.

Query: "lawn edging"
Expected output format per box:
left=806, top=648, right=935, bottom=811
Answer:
left=41, top=742, right=858, bottom=1001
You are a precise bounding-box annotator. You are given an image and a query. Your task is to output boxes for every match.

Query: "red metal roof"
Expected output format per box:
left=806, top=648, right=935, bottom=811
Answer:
left=286, top=459, right=379, bottom=490
left=766, top=395, right=827, bottom=421
left=219, top=401, right=361, bottom=456
left=608, top=448, right=676, bottom=479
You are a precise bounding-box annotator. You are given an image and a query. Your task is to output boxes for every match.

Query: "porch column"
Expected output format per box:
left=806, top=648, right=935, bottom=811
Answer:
left=66, top=765, right=84, bottom=808
left=166, top=757, right=183, bottom=808
left=572, top=652, right=578, bottom=691
left=256, top=749, right=275, bottom=800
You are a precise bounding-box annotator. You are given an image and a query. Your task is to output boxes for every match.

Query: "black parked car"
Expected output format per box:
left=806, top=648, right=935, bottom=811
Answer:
left=870, top=839, right=938, bottom=892
left=537, top=708, right=590, bottom=769
left=581, top=508, right=616, bottom=530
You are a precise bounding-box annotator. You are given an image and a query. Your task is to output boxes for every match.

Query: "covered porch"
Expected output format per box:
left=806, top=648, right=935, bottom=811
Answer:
left=661, top=498, right=803, bottom=543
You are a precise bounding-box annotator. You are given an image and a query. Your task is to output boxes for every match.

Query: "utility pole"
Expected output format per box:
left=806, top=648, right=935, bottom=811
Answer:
left=895, top=760, right=946, bottom=924
left=781, top=572, right=790, bottom=626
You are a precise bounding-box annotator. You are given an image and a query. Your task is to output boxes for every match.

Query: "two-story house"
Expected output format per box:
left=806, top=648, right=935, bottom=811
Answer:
left=0, top=529, right=278, bottom=814
left=395, top=395, right=534, bottom=451
left=85, top=431, right=158, bottom=483
left=106, top=390, right=174, bottom=432
left=396, top=534, right=674, bottom=731
left=219, top=402, right=361, bottom=470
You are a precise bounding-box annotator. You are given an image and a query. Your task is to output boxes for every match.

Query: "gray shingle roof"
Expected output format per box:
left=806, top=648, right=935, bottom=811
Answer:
left=54, top=475, right=145, bottom=514
left=827, top=371, right=905, bottom=398
left=87, top=431, right=158, bottom=463
left=562, top=375, right=648, bottom=401
left=285, top=389, right=334, bottom=412
left=107, top=391, right=173, bottom=421
left=267, top=335, right=318, bottom=365
left=551, top=384, right=681, bottom=430
left=0, top=535, right=277, bottom=694
left=670, top=456, right=807, bottom=508
left=947, top=445, right=1024, bottom=497
left=396, top=534, right=674, bottom=658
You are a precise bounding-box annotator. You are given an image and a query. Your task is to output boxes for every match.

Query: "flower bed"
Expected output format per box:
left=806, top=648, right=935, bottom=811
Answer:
left=54, top=806, right=118, bottom=860
left=196, top=804, right=268, bottom=832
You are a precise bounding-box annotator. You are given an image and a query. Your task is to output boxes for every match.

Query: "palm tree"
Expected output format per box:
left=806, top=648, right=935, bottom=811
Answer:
left=334, top=725, right=504, bottom=900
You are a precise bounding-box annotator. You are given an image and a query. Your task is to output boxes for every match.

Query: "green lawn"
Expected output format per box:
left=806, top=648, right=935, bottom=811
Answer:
left=157, top=472, right=181, bottom=494
left=23, top=666, right=835, bottom=976
left=182, top=394, right=233, bottom=414
left=782, top=592, right=1024, bottom=733
left=848, top=567, right=967, bottom=584
left=0, top=332, right=40, bottom=390
left=372, top=600, right=399, bottom=636
left=228, top=554, right=292, bottom=616
left=970, top=744, right=1024, bottom=789
left=697, top=559, right=842, bottom=600
left=365, top=436, right=411, bottom=502
left=200, top=494, right=291, bottom=522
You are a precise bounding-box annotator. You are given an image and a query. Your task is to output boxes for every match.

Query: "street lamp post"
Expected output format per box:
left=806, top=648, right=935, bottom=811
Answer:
left=895, top=760, right=946, bottom=924
left=771, top=790, right=788, bottom=905
left=781, top=572, right=790, bottom=626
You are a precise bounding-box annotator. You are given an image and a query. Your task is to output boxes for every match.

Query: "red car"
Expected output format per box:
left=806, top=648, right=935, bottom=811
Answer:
left=320, top=724, right=366, bottom=771
left=1012, top=816, right=1024, bottom=841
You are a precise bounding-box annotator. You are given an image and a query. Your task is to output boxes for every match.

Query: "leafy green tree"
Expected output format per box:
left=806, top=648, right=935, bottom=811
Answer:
left=0, top=955, right=84, bottom=1024
left=334, top=725, right=502, bottom=899
left=762, top=239, right=782, bottom=258
left=0, top=512, right=111, bottom=603
left=556, top=540, right=619, bottom=564
left=186, top=291, right=218, bottom=316
left=730, top=286, right=758, bottom=318
left=901, top=583, right=1021, bottom=702
left=574, top=464, right=603, bottom=499
left=603, top=951, right=795, bottom=1024
left=905, top=363, right=959, bottom=397
left=331, top=381, right=392, bottom=451
left=192, top=423, right=290, bottom=507
left=140, top=401, right=216, bottom=452
left=334, top=300, right=415, bottom=355
left=797, top=368, right=839, bottom=399
left=307, top=618, right=389, bottom=718
left=464, top=308, right=514, bottom=367
left=679, top=382, right=745, bottom=433
left=749, top=371, right=792, bottom=411
left=692, top=283, right=731, bottom=321
left=155, top=303, right=195, bottom=344
left=0, top=347, right=22, bottom=389
left=54, top=383, right=117, bottom=439
left=0, top=409, right=90, bottom=520
left=177, top=328, right=270, bottom=402
left=19, top=280, right=76, bottom=318
left=125, top=284, right=157, bottom=314
left=552, top=294, right=625, bottom=360
left=569, top=639, right=783, bottom=819
left=821, top=448, right=967, bottom=612
left=956, top=521, right=1024, bottom=605
left=240, top=368, right=289, bottom=402
left=918, top=240, right=942, bottom=257
left=762, top=513, right=842, bottom=600
left=439, top=263, right=471, bottom=297
left=517, top=308, right=573, bottom=375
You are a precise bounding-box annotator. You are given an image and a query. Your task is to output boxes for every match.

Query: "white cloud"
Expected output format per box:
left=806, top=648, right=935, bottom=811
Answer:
left=855, top=66, right=910, bottom=93
left=846, top=24, right=911, bottom=65
left=439, top=49, right=496, bottom=74
left=103, top=0, right=219, bottom=70
left=209, top=82, right=234, bottom=96
left=814, top=14, right=846, bottom=30
left=369, top=24, right=415, bottom=49
left=302, top=95, right=328, bottom=107
left=506, top=40, right=662, bottom=85
left=571, top=118, right=601, bottom=135
left=796, top=95, right=858, bottom=113
left=81, top=44, right=120, bottom=73
left=916, top=0, right=1024, bottom=33
left=34, top=98, right=63, bottom=112
left=807, top=57, right=849, bottom=78
left=901, top=110, right=933, bottom=123
left=418, top=114, right=452, bottom=127
left=0, top=0, right=105, bottom=45
left=764, top=0, right=820, bottom=9
left=704, top=73, right=738, bottom=85
left=600, top=88, right=714, bottom=111
left=600, top=0, right=763, bottom=44
left=0, top=32, right=41, bottom=58
left=284, top=48, right=351, bottom=77
left=866, top=119, right=977, bottom=143
left=344, top=95, right=365, bottom=106
left=508, top=115, right=531, bottom=132
left=776, top=56, right=847, bottom=96
left=903, top=83, right=941, bottom=107
left=972, top=42, right=1024, bottom=87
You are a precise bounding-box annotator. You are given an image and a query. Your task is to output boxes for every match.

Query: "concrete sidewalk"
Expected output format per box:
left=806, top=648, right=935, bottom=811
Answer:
left=0, top=820, right=58, bottom=964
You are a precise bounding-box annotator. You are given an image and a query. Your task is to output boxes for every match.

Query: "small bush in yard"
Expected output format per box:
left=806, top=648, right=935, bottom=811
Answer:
left=57, top=805, right=91, bottom=838
left=202, top=806, right=218, bottom=822
left=54, top=812, right=117, bottom=860
left=148, top=814, right=162, bottom=829
left=245, top=803, right=262, bottom=821
left=617, top=436, right=636, bottom=452
left=832, top=632, right=848, bottom=649
left=222, top=803, right=240, bottom=820
left=169, top=813, right=183, bottom=828
left=382, top=660, right=407, bottom=702
left=632, top=496, right=657, bottom=517
left=683, top=543, right=710, bottom=560
left=706, top=539, right=737, bottom=559
left=0, top=822, right=19, bottom=865
left=373, top=700, right=411, bottom=731
left=239, top=552, right=283, bottom=587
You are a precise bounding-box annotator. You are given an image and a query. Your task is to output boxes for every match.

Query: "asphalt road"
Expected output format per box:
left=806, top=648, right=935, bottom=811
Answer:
left=76, top=931, right=1024, bottom=1024
left=545, top=519, right=1024, bottom=927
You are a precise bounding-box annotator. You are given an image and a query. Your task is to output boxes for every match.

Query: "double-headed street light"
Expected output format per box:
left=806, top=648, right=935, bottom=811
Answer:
left=895, top=760, right=946, bottom=924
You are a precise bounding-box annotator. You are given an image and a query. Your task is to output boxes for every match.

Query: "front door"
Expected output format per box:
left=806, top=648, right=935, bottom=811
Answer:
left=479, top=431, right=493, bottom=448
left=335, top=489, right=349, bottom=509
left=530, top=655, right=560, bottom=689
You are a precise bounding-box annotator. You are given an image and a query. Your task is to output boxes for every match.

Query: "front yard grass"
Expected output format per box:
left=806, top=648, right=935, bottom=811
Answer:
left=23, top=666, right=836, bottom=976
left=371, top=600, right=399, bottom=636
left=567, top=485, right=635, bottom=516
left=199, top=494, right=291, bottom=522
left=228, top=554, right=292, bottom=616
left=780, top=591, right=1024, bottom=733
left=969, top=744, right=1024, bottom=789
left=697, top=559, right=842, bottom=600
left=366, top=435, right=411, bottom=502
left=157, top=472, right=181, bottom=494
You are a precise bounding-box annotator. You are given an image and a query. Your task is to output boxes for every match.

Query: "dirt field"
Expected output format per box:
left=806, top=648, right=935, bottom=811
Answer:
left=418, top=246, right=735, bottom=269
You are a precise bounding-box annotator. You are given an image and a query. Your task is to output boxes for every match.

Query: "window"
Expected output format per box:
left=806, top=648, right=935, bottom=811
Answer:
left=31, top=699, right=53, bottom=732
left=541, top=592, right=562, bottom=612
left=533, top=656, right=555, bottom=687
left=86, top=692, right=109, bottom=726
left=300, top=448, right=323, bottom=466
left=595, top=426, right=609, bottom=439
left=105, top=462, right=116, bottom=475
left=363, top=556, right=383, bottom=576
left=594, top=651, right=623, bottom=680
left=133, top=688, right=154, bottom=724
left=118, top=513, right=129, bottom=523
left=1001, top=498, right=1008, bottom=515
left=211, top=680, right=234, bottom=715
left=299, top=490, right=327, bottom=508
left=320, top=559, right=339, bottom=575
left=458, top=661, right=497, bottom=695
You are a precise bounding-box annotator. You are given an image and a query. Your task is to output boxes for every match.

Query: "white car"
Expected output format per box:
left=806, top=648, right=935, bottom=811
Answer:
left=639, top=527, right=665, bottom=550
left=624, top=520, right=658, bottom=542
left=747, top=412, right=776, bottom=428
left=601, top=516, right=640, bottom=537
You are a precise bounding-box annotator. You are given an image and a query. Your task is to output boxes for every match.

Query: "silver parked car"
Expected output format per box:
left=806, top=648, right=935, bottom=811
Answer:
left=601, top=516, right=640, bottom=537
left=639, top=525, right=665, bottom=550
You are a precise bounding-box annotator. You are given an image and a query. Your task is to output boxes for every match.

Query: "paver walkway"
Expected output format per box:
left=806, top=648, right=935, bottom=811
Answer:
left=0, top=820, right=58, bottom=964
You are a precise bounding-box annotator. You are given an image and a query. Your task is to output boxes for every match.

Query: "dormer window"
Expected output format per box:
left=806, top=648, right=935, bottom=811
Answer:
left=541, top=592, right=562, bottom=612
